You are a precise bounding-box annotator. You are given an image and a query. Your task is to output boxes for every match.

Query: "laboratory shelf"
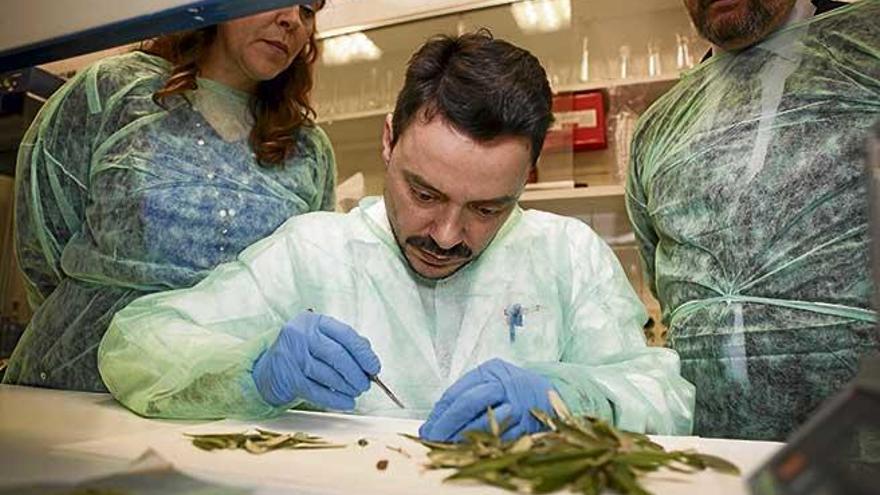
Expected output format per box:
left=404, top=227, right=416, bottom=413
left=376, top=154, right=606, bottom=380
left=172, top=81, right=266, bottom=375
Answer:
left=519, top=184, right=626, bottom=214
left=315, top=75, right=681, bottom=124
left=553, top=72, right=681, bottom=94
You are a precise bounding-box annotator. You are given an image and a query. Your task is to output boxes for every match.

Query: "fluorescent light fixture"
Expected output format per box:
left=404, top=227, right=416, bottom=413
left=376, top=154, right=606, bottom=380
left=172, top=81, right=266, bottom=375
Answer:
left=511, top=0, right=572, bottom=34
left=321, top=32, right=382, bottom=66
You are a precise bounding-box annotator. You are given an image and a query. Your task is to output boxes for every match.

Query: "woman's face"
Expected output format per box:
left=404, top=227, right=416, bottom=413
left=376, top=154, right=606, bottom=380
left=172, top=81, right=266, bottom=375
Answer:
left=204, top=3, right=321, bottom=91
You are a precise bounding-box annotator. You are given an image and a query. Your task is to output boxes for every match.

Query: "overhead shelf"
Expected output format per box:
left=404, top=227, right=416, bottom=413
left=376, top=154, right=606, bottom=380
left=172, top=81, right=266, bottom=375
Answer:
left=519, top=184, right=626, bottom=214
left=552, top=73, right=681, bottom=94
left=316, top=74, right=681, bottom=124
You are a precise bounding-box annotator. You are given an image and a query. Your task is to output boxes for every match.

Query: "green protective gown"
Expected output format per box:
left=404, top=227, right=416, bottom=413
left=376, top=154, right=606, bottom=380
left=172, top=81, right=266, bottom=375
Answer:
left=626, top=0, right=880, bottom=441
left=98, top=198, right=696, bottom=434
left=4, top=52, right=336, bottom=391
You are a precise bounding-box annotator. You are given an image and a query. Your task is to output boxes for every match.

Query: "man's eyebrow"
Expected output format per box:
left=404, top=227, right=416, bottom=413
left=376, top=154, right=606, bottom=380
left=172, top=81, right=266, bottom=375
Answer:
left=470, top=194, right=518, bottom=207
left=402, top=170, right=519, bottom=206
left=403, top=170, right=446, bottom=196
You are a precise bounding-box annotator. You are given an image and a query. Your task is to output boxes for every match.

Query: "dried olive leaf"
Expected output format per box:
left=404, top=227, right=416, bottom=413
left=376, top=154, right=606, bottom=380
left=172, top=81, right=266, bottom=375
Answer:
left=244, top=438, right=269, bottom=454
left=684, top=453, right=741, bottom=476
left=488, top=407, right=501, bottom=438
left=548, top=390, right=573, bottom=420
left=265, top=434, right=294, bottom=448
left=446, top=452, right=530, bottom=480
left=404, top=394, right=741, bottom=495
left=191, top=437, right=226, bottom=451
left=532, top=479, right=573, bottom=494
left=428, top=449, right=479, bottom=467
left=520, top=448, right=608, bottom=466
left=399, top=433, right=460, bottom=451
left=508, top=435, right=534, bottom=454
left=607, top=461, right=650, bottom=495
left=571, top=467, right=603, bottom=495
left=186, top=433, right=239, bottom=439
left=187, top=429, right=344, bottom=454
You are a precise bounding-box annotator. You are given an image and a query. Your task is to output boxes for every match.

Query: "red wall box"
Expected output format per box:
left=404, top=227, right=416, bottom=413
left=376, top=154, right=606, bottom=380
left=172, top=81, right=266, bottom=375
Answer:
left=543, top=91, right=607, bottom=153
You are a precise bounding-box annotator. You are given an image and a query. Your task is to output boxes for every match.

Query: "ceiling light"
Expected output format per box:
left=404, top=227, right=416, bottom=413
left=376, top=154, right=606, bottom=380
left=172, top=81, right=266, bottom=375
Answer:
left=511, top=0, right=572, bottom=34
left=321, top=32, right=382, bottom=66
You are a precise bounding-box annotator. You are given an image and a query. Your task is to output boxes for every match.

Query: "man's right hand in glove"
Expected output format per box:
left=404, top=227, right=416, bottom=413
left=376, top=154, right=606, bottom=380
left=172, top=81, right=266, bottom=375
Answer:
left=253, top=311, right=380, bottom=410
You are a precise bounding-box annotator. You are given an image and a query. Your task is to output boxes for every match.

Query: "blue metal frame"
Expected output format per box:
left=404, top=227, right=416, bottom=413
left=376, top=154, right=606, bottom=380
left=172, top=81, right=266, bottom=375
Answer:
left=0, top=67, right=64, bottom=100
left=0, top=0, right=312, bottom=72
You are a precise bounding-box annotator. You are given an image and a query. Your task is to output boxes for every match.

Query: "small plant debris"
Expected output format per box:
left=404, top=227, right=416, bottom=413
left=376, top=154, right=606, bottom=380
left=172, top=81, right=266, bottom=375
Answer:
left=387, top=445, right=412, bottom=458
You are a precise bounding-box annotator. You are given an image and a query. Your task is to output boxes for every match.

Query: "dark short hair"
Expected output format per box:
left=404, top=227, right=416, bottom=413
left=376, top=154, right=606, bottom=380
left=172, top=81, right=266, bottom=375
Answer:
left=391, top=30, right=553, bottom=165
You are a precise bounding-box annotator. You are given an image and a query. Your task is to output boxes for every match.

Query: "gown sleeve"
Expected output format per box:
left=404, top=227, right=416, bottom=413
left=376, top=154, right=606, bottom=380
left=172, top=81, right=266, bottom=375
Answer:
left=98, top=220, right=309, bottom=419
left=524, top=222, right=695, bottom=435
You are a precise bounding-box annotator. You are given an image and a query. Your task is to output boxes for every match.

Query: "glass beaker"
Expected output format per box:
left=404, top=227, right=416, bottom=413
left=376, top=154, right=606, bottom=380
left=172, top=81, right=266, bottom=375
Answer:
left=618, top=45, right=631, bottom=80
left=648, top=41, right=662, bottom=77
left=579, top=36, right=590, bottom=83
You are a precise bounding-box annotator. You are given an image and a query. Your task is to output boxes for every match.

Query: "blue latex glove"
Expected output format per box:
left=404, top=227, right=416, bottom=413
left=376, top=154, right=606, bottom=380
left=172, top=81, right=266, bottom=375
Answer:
left=419, top=358, right=556, bottom=442
left=253, top=312, right=380, bottom=410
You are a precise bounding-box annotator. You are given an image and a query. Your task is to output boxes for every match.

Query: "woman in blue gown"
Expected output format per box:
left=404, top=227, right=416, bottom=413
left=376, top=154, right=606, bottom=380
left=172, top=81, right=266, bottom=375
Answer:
left=4, top=2, right=335, bottom=391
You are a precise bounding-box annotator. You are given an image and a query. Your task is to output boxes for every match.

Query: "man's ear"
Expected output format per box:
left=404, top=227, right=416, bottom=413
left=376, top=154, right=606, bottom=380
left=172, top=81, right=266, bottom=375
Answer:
left=381, top=113, right=394, bottom=167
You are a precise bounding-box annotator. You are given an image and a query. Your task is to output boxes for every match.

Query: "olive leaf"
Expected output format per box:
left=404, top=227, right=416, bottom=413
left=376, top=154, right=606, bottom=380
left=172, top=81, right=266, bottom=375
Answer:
left=186, top=429, right=344, bottom=454
left=405, top=391, right=740, bottom=495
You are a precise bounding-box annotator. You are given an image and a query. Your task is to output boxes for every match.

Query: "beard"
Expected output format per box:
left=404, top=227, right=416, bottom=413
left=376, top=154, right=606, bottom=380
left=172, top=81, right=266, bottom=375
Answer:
left=692, top=0, right=779, bottom=49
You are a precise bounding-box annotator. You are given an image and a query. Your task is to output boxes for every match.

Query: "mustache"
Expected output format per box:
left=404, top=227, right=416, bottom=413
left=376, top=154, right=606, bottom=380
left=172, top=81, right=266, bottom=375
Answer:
left=406, top=236, right=472, bottom=259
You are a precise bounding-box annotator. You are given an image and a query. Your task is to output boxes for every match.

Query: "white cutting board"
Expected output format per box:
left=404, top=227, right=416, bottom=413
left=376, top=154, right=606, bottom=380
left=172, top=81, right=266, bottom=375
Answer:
left=59, top=411, right=781, bottom=495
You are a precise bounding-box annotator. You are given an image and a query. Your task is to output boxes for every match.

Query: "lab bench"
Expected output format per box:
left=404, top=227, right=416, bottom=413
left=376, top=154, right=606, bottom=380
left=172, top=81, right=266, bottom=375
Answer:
left=0, top=384, right=781, bottom=495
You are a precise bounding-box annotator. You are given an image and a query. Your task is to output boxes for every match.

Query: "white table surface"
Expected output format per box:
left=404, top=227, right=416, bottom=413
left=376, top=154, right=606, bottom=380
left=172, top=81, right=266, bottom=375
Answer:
left=0, top=384, right=783, bottom=494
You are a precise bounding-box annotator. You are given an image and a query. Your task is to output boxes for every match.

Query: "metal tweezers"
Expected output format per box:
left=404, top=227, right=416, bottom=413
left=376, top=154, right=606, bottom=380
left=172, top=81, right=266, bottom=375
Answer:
left=370, top=375, right=405, bottom=409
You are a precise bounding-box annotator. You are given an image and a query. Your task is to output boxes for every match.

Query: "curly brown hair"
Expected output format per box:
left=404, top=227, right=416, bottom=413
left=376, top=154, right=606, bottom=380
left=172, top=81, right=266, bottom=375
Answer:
left=141, top=14, right=320, bottom=166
